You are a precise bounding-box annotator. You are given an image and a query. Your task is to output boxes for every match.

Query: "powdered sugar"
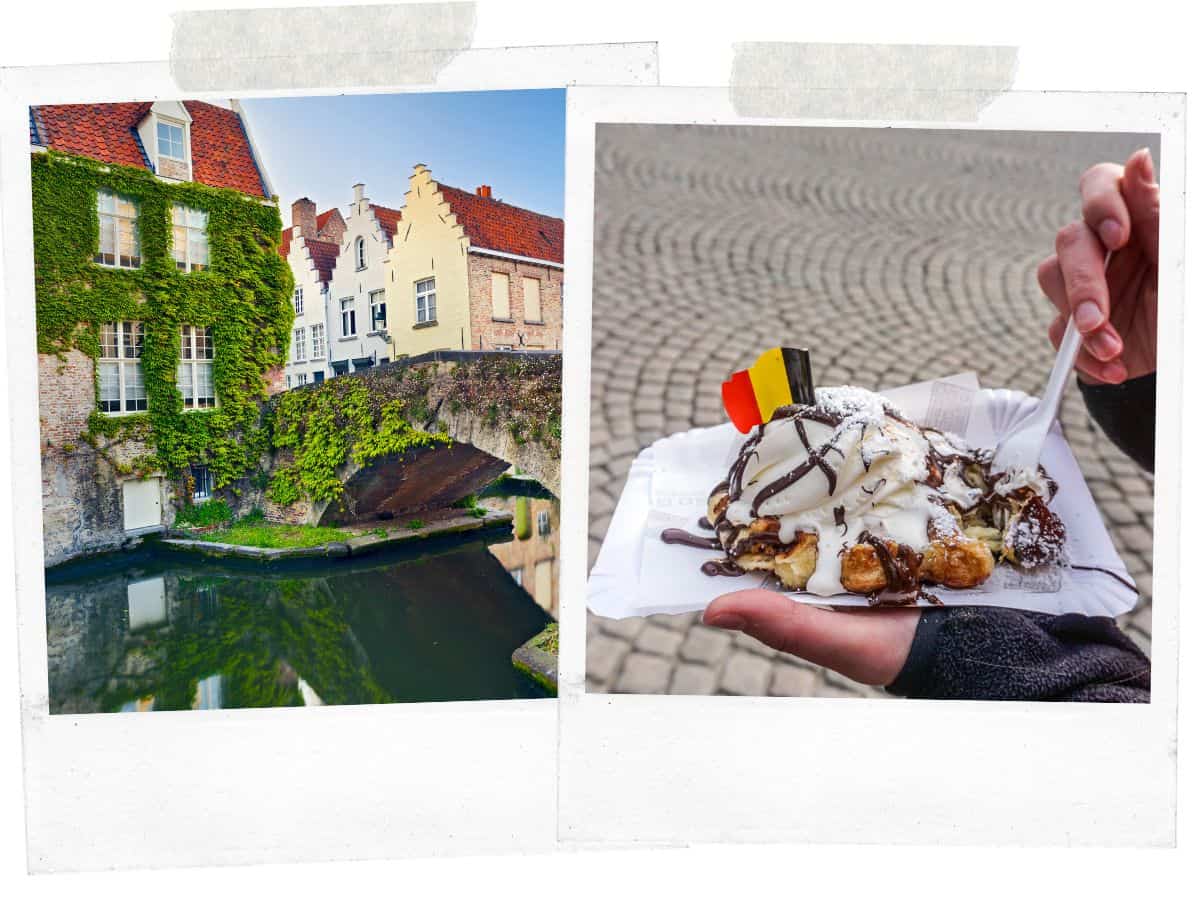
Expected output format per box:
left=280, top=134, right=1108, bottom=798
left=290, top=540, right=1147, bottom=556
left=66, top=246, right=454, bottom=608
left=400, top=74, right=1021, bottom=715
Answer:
left=811, top=385, right=898, bottom=425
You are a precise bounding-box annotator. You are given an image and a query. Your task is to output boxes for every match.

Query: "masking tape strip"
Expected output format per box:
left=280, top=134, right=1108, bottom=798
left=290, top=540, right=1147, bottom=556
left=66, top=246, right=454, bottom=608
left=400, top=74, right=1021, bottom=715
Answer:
left=730, top=42, right=1018, bottom=121
left=170, top=3, right=477, bottom=91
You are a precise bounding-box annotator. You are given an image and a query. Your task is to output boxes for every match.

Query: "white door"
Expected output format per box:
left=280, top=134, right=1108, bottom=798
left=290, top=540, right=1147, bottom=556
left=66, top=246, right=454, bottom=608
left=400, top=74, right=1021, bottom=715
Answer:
left=122, top=477, right=162, bottom=531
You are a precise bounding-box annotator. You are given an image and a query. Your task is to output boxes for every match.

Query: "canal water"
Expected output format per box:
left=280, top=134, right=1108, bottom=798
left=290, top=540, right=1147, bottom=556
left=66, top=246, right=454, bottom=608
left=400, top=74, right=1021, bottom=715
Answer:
left=45, top=519, right=555, bottom=715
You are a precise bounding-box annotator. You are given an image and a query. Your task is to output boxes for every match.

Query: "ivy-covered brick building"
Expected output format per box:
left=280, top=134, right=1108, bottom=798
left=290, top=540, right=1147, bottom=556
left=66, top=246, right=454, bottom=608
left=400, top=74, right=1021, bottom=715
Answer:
left=31, top=100, right=294, bottom=566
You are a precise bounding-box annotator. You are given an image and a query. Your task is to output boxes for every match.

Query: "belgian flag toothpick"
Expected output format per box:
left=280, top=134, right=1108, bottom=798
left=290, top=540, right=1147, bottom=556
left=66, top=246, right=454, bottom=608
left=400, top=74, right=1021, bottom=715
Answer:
left=722, top=347, right=816, bottom=433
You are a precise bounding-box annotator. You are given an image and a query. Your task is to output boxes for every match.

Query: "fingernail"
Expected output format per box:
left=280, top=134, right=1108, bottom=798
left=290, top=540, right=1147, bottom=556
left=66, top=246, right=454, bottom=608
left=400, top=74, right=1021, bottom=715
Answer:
left=1137, top=147, right=1155, bottom=182
left=1099, top=218, right=1123, bottom=250
left=706, top=613, right=746, bottom=631
left=1074, top=301, right=1105, bottom=333
left=1087, top=328, right=1122, bottom=361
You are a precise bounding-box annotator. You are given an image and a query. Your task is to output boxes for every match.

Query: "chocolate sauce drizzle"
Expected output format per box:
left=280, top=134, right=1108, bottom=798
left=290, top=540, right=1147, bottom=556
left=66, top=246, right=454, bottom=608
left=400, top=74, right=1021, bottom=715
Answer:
left=660, top=528, right=723, bottom=551
left=833, top=505, right=847, bottom=537
left=728, top=432, right=764, bottom=500
left=857, top=531, right=939, bottom=607
left=747, top=411, right=845, bottom=517
left=697, top=516, right=715, bottom=531
left=701, top=559, right=745, bottom=577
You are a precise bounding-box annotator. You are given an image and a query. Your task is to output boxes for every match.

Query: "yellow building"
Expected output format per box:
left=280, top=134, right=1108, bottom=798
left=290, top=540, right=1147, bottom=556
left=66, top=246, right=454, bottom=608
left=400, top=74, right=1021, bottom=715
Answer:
left=385, top=165, right=564, bottom=356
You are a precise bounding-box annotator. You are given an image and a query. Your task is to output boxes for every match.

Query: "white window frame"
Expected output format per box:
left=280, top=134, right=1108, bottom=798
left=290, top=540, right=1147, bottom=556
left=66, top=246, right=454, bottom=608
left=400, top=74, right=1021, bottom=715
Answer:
left=369, top=289, right=387, bottom=333
left=355, top=236, right=367, bottom=270
left=293, top=286, right=304, bottom=315
left=98, top=321, right=148, bottom=414
left=170, top=204, right=209, bottom=273
left=415, top=278, right=437, bottom=324
left=340, top=297, right=357, bottom=337
left=293, top=327, right=307, bottom=363
left=296, top=372, right=309, bottom=386
left=310, top=323, right=326, bottom=360
left=156, top=120, right=186, bottom=162
left=95, top=190, right=141, bottom=269
left=178, top=325, right=216, bottom=410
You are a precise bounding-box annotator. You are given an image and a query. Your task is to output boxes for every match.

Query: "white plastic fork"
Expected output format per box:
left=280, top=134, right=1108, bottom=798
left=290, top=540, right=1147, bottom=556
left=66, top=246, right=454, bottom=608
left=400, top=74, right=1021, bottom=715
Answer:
left=991, top=251, right=1111, bottom=473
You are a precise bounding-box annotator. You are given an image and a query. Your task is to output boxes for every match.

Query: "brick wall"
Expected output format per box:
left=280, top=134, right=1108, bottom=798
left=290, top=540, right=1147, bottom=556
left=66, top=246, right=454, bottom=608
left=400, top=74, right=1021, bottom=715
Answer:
left=39, top=350, right=158, bottom=565
left=466, top=254, right=563, bottom=352
left=38, top=350, right=97, bottom=449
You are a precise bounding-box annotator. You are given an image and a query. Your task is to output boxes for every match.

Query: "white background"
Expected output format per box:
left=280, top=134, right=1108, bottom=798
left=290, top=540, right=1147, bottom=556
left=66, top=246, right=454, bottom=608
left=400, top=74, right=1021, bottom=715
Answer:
left=2, top=0, right=1197, bottom=897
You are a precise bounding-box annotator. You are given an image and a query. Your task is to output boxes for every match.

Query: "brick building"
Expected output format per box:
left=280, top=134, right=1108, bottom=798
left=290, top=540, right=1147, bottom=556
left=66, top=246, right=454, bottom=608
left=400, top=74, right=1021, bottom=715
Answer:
left=386, top=165, right=564, bottom=355
left=31, top=100, right=289, bottom=565
left=278, top=166, right=563, bottom=383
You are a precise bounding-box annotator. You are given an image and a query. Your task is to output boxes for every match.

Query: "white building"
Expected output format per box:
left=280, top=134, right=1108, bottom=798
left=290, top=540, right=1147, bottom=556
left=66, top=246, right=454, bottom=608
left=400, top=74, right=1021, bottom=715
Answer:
left=324, top=183, right=402, bottom=375
left=280, top=199, right=345, bottom=388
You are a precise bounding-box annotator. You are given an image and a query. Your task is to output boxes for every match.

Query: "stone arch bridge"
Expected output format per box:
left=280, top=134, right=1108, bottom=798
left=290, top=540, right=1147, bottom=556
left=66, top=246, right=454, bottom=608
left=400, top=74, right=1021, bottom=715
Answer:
left=260, top=351, right=561, bottom=527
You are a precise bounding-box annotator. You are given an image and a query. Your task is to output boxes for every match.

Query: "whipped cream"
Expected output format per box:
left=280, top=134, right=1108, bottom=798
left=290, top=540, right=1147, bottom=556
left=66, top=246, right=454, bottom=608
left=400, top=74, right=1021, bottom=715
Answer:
left=721, top=386, right=979, bottom=596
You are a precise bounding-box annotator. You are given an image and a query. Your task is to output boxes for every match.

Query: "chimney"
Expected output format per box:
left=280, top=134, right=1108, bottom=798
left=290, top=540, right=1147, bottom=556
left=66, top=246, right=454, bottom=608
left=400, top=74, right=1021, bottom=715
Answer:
left=476, top=184, right=492, bottom=199
left=353, top=183, right=366, bottom=206
left=291, top=197, right=317, bottom=240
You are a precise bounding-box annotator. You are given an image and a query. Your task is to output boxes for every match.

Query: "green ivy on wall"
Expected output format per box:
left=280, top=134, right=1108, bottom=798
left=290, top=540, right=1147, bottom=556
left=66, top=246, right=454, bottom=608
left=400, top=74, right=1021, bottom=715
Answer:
left=266, top=375, right=451, bottom=505
left=32, top=150, right=294, bottom=489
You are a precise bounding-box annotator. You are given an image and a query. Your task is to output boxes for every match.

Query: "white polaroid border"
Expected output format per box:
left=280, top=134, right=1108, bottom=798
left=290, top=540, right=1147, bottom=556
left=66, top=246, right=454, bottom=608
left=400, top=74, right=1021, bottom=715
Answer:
left=0, top=47, right=657, bottom=873
left=558, top=87, right=1182, bottom=848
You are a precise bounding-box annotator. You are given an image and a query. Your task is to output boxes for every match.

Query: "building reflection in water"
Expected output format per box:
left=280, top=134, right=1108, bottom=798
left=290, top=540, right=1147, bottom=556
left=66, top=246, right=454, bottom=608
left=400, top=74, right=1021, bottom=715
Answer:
left=45, top=526, right=553, bottom=715
left=479, top=476, right=559, bottom=619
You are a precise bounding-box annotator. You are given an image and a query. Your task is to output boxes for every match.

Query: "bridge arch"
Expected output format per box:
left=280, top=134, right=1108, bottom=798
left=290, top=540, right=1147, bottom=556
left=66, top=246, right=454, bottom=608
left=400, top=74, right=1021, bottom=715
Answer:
left=261, top=351, right=561, bottom=527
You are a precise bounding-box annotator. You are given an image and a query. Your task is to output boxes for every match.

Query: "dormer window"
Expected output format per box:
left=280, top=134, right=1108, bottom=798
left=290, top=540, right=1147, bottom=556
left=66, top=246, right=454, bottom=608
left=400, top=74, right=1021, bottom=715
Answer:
left=140, top=104, right=193, bottom=182
left=157, top=121, right=185, bottom=161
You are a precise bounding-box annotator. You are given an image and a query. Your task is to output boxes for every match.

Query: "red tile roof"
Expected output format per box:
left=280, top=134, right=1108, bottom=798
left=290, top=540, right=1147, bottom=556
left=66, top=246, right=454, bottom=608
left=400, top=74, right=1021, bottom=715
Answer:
left=316, top=208, right=340, bottom=235
left=303, top=239, right=340, bottom=283
left=370, top=204, right=403, bottom=243
left=437, top=185, right=563, bottom=264
left=279, top=205, right=339, bottom=263
left=31, top=100, right=270, bottom=198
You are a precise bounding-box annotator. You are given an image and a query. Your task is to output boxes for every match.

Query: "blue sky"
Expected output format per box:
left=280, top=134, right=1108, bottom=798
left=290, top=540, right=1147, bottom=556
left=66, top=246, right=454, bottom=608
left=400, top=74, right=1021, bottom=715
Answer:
left=241, top=89, right=565, bottom=223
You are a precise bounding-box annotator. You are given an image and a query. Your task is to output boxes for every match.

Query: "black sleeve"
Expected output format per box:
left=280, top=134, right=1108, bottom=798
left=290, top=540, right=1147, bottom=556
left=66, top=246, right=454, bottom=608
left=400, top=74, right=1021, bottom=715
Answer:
left=1078, top=372, right=1155, bottom=473
left=886, top=606, right=1150, bottom=702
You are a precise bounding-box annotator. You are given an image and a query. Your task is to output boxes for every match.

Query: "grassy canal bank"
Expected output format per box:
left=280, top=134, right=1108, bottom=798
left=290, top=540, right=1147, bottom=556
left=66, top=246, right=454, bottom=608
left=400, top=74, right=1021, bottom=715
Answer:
left=166, top=498, right=509, bottom=561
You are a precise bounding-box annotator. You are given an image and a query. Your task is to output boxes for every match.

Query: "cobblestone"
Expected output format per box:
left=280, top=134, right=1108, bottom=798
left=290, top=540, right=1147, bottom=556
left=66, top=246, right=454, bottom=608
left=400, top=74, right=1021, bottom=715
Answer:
left=586, top=634, right=630, bottom=684
left=612, top=653, right=673, bottom=694
left=633, top=623, right=686, bottom=658
left=679, top=626, right=734, bottom=665
left=718, top=651, right=773, bottom=695
left=769, top=663, right=819, bottom=697
left=585, top=125, right=1155, bottom=697
left=669, top=663, right=720, bottom=695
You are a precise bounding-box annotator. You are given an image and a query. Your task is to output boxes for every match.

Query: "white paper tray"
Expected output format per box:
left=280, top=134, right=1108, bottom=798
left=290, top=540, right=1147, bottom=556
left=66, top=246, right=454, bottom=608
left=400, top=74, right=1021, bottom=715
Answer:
left=588, top=374, right=1140, bottom=620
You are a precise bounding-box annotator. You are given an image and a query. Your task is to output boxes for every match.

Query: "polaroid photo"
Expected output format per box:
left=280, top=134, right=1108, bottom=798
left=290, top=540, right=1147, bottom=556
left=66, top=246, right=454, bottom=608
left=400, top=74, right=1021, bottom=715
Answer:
left=1, top=41, right=657, bottom=872
left=559, top=86, right=1182, bottom=847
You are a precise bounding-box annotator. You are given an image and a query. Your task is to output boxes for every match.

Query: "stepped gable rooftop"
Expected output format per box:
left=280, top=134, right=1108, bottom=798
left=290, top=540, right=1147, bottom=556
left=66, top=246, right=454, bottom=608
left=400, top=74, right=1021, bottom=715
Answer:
left=30, top=100, right=271, bottom=198
left=369, top=204, right=403, bottom=244
left=437, top=182, right=563, bottom=265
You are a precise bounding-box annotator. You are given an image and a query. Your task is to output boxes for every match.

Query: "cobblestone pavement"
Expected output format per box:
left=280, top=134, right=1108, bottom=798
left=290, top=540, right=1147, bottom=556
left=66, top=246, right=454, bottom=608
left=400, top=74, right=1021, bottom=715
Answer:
left=586, top=125, right=1156, bottom=697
